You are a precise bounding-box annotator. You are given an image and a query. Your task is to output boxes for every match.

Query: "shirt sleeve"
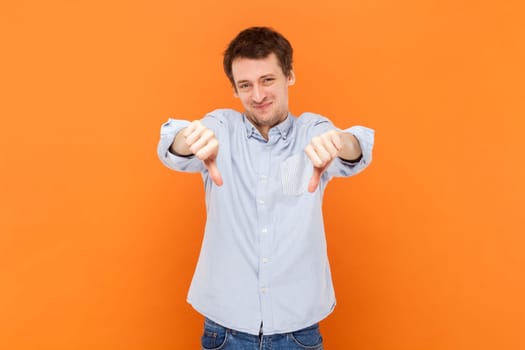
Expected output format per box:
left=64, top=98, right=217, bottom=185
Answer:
left=157, top=111, right=229, bottom=173
left=305, top=114, right=374, bottom=179
left=157, top=118, right=205, bottom=173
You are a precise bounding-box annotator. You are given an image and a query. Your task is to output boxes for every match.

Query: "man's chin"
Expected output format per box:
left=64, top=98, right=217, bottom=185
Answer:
left=247, top=112, right=268, bottom=124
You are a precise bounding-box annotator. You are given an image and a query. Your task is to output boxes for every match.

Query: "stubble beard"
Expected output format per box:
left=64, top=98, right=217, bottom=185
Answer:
left=246, top=106, right=288, bottom=129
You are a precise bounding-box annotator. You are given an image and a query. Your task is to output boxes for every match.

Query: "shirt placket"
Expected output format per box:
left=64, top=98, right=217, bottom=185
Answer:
left=256, top=141, right=273, bottom=333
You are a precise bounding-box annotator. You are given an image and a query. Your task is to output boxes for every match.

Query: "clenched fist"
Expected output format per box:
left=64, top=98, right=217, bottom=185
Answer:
left=304, top=130, right=361, bottom=193
left=172, top=120, right=223, bottom=186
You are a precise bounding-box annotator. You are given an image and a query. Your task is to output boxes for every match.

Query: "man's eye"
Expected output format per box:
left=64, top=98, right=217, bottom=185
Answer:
left=239, top=84, right=249, bottom=90
left=263, top=78, right=275, bottom=84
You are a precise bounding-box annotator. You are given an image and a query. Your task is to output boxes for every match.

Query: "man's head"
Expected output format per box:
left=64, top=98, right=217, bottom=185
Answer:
left=223, top=27, right=296, bottom=139
left=223, top=27, right=294, bottom=87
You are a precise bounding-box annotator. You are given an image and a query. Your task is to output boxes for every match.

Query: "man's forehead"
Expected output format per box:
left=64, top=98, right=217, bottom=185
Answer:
left=231, top=53, right=283, bottom=82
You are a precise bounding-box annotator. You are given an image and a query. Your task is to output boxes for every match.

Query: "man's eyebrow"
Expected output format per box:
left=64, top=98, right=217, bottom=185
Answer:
left=236, top=74, right=275, bottom=85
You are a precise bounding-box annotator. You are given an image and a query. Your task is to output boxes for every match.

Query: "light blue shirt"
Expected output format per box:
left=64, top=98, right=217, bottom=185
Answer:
left=157, top=109, right=374, bottom=335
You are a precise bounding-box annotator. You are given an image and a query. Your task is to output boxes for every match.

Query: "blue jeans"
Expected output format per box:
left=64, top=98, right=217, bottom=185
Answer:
left=201, top=318, right=324, bottom=350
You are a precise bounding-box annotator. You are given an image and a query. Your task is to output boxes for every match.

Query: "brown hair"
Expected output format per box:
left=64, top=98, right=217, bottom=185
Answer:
left=223, top=27, right=294, bottom=87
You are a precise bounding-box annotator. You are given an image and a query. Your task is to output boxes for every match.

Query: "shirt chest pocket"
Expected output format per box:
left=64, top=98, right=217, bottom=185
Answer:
left=280, top=154, right=312, bottom=196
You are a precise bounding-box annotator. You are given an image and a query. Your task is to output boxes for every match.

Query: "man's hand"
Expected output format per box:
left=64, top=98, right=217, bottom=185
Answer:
left=173, top=120, right=223, bottom=186
left=304, top=130, right=362, bottom=193
left=304, top=130, right=342, bottom=193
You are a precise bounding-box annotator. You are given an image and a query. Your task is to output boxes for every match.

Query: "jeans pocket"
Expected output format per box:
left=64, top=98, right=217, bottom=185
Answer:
left=201, top=319, right=229, bottom=350
left=280, top=154, right=311, bottom=195
left=290, top=323, right=323, bottom=349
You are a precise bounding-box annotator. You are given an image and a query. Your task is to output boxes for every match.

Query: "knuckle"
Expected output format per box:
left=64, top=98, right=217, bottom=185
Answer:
left=189, top=144, right=199, bottom=154
left=196, top=148, right=209, bottom=160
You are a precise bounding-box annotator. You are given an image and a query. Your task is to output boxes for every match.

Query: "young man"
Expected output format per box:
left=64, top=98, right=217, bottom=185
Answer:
left=158, top=27, right=374, bottom=350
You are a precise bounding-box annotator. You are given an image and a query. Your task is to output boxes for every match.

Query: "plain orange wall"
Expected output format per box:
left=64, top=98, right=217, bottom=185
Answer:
left=1, top=0, right=523, bottom=349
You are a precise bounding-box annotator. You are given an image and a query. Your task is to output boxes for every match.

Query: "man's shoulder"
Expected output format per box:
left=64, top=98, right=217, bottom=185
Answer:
left=200, top=109, right=244, bottom=132
left=205, top=108, right=243, bottom=121
left=295, top=112, right=331, bottom=127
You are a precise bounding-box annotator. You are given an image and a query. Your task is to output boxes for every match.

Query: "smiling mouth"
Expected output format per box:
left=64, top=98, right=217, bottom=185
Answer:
left=254, top=102, right=272, bottom=110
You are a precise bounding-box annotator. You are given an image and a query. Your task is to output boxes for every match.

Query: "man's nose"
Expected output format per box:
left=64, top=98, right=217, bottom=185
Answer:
left=251, top=84, right=265, bottom=103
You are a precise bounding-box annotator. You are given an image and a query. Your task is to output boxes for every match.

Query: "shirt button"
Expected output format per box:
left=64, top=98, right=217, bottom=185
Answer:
left=261, top=287, right=268, bottom=293
left=258, top=199, right=265, bottom=205
left=262, top=258, right=268, bottom=263
left=261, top=228, right=267, bottom=233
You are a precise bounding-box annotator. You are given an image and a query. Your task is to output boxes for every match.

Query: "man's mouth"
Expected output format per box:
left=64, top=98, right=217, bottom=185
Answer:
left=254, top=102, right=272, bottom=110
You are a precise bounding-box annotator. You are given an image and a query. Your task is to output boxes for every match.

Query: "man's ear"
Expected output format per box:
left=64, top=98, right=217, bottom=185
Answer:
left=288, top=71, right=296, bottom=86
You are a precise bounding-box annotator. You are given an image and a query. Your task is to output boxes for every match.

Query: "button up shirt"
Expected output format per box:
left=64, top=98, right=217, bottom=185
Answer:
left=157, top=109, right=374, bottom=335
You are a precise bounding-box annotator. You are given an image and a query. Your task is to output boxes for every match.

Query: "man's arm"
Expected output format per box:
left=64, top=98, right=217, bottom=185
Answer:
left=170, top=120, right=223, bottom=186
left=305, top=128, right=373, bottom=193
left=305, top=130, right=361, bottom=192
left=170, top=128, right=193, bottom=156
left=336, top=131, right=362, bottom=162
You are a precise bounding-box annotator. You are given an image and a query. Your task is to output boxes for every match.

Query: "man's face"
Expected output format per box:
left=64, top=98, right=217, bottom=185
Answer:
left=231, top=53, right=295, bottom=138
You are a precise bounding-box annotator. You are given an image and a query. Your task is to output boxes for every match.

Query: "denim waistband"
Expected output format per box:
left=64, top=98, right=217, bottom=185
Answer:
left=204, top=317, right=319, bottom=337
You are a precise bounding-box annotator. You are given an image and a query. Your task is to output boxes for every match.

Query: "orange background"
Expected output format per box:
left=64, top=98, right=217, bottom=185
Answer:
left=1, top=0, right=523, bottom=349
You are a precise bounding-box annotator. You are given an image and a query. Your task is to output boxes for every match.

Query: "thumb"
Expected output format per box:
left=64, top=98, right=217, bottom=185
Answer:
left=308, top=167, right=322, bottom=193
left=204, top=158, right=223, bottom=186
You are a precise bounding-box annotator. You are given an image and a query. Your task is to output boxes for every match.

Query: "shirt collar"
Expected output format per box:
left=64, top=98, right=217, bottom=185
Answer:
left=243, top=113, right=293, bottom=140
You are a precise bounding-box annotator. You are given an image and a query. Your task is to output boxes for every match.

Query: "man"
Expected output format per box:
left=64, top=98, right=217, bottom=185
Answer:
left=157, top=27, right=374, bottom=350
